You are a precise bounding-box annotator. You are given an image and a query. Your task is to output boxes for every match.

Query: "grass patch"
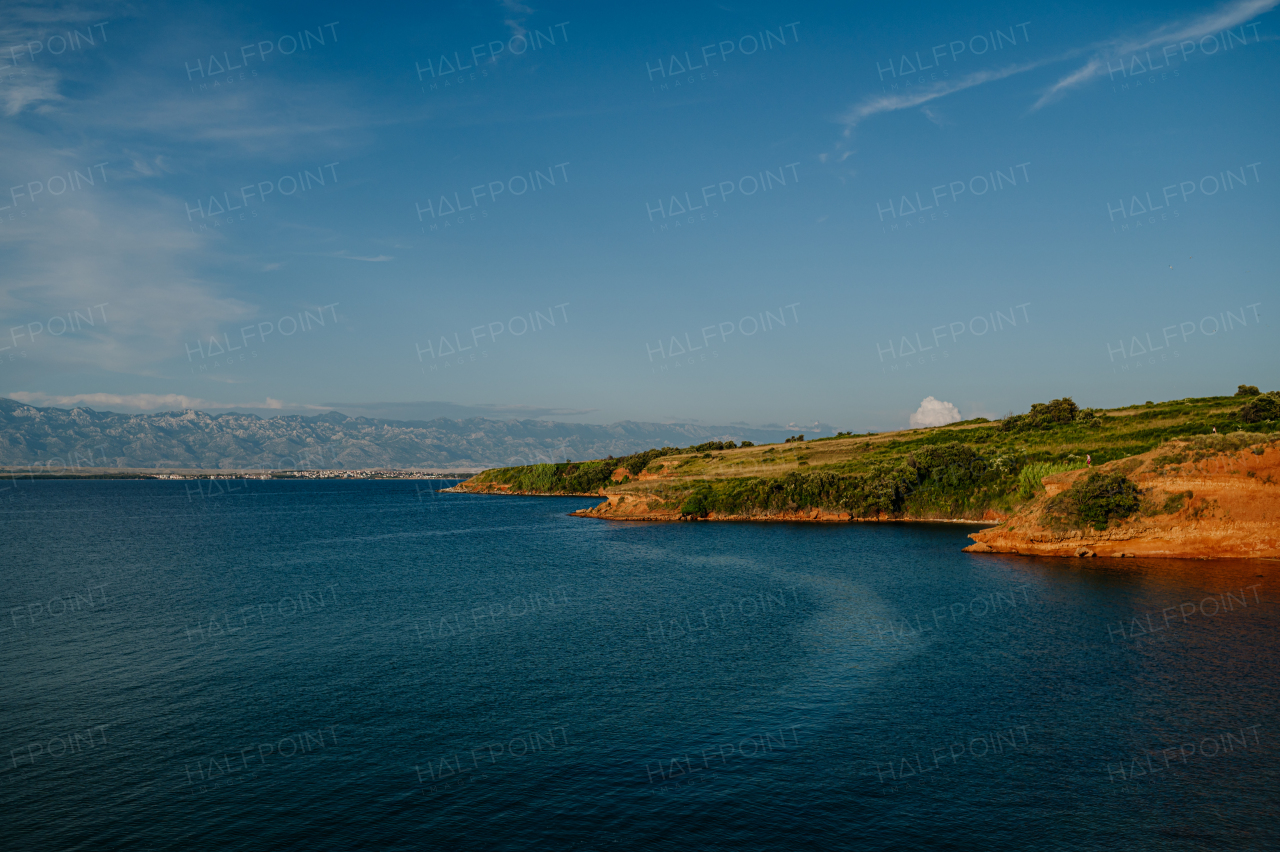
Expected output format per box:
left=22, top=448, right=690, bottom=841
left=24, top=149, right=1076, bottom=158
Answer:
left=1016, top=461, right=1082, bottom=499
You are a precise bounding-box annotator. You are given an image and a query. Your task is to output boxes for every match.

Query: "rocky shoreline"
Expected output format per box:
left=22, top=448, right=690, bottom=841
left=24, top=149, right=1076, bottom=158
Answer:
left=567, top=497, right=1001, bottom=525
left=964, top=442, right=1280, bottom=559
left=449, top=481, right=1005, bottom=524
left=450, top=437, right=1280, bottom=559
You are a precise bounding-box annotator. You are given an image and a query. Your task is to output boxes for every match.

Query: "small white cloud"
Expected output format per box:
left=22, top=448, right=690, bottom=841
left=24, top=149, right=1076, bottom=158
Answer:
left=910, top=397, right=961, bottom=428
left=7, top=391, right=288, bottom=412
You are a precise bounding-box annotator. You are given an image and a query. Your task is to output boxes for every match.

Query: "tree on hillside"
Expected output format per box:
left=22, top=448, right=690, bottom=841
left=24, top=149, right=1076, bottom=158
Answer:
left=1240, top=392, right=1280, bottom=423
left=999, top=397, right=1079, bottom=432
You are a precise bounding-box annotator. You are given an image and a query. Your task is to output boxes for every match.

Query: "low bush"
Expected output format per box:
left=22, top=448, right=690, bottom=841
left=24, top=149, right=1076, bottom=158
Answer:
left=1043, top=472, right=1141, bottom=531
left=999, top=398, right=1080, bottom=432
left=675, top=441, right=1005, bottom=519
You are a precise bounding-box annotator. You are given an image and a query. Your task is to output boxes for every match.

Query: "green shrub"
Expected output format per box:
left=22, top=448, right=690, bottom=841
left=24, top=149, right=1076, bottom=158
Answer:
left=689, top=441, right=735, bottom=452
left=1240, top=392, right=1280, bottom=423
left=1236, top=385, right=1261, bottom=397
left=1044, top=472, right=1142, bottom=530
left=1000, top=397, right=1080, bottom=432
left=680, top=486, right=713, bottom=517
left=666, top=441, right=1001, bottom=520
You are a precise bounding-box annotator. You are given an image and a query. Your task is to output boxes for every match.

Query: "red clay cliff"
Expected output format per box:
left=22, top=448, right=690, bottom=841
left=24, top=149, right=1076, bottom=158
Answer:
left=965, top=440, right=1280, bottom=559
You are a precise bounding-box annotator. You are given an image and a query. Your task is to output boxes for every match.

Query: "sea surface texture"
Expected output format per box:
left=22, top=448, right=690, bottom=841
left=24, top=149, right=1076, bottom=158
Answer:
left=1, top=481, right=1277, bottom=851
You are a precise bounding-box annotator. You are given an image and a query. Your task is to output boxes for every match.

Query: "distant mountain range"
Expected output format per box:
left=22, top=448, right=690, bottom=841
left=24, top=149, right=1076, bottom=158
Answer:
left=0, top=398, right=806, bottom=471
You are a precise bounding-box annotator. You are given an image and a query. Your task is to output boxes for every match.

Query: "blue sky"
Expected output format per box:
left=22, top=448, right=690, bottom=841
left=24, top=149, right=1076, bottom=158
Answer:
left=1, top=0, right=1277, bottom=433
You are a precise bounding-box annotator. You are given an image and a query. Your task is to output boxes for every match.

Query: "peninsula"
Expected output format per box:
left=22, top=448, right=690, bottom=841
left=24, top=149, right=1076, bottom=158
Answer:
left=450, top=389, right=1280, bottom=559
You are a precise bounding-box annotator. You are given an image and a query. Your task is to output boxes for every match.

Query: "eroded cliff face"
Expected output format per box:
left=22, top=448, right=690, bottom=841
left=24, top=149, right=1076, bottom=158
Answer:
left=965, top=441, right=1280, bottom=559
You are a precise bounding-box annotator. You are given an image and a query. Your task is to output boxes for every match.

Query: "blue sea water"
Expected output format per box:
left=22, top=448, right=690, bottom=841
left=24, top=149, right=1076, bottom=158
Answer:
left=1, top=480, right=1277, bottom=851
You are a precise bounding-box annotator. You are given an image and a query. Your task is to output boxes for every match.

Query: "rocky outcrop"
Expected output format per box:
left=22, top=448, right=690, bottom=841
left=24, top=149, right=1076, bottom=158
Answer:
left=965, top=439, right=1280, bottom=559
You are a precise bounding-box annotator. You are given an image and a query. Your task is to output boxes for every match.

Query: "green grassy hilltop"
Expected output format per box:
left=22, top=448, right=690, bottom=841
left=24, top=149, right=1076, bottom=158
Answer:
left=463, top=389, right=1280, bottom=521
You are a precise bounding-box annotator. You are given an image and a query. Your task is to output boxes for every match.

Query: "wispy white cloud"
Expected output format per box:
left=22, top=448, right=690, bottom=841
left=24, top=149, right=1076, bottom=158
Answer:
left=835, top=0, right=1276, bottom=132
left=839, top=58, right=1053, bottom=132
left=1033, top=0, right=1277, bottom=108
left=0, top=1, right=123, bottom=116
left=501, top=0, right=534, bottom=43
left=0, top=67, right=64, bottom=115
left=327, top=252, right=394, bottom=262
left=7, top=391, right=288, bottom=411
left=0, top=187, right=258, bottom=373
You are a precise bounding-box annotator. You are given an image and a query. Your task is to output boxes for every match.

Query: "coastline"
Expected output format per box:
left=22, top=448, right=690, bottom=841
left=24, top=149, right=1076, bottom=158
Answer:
left=449, top=433, right=1280, bottom=559
left=448, top=481, right=1004, bottom=525
left=965, top=441, right=1280, bottom=560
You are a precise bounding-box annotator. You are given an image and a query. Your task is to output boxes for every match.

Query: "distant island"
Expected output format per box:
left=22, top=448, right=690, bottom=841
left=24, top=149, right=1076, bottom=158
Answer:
left=452, top=389, right=1280, bottom=559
